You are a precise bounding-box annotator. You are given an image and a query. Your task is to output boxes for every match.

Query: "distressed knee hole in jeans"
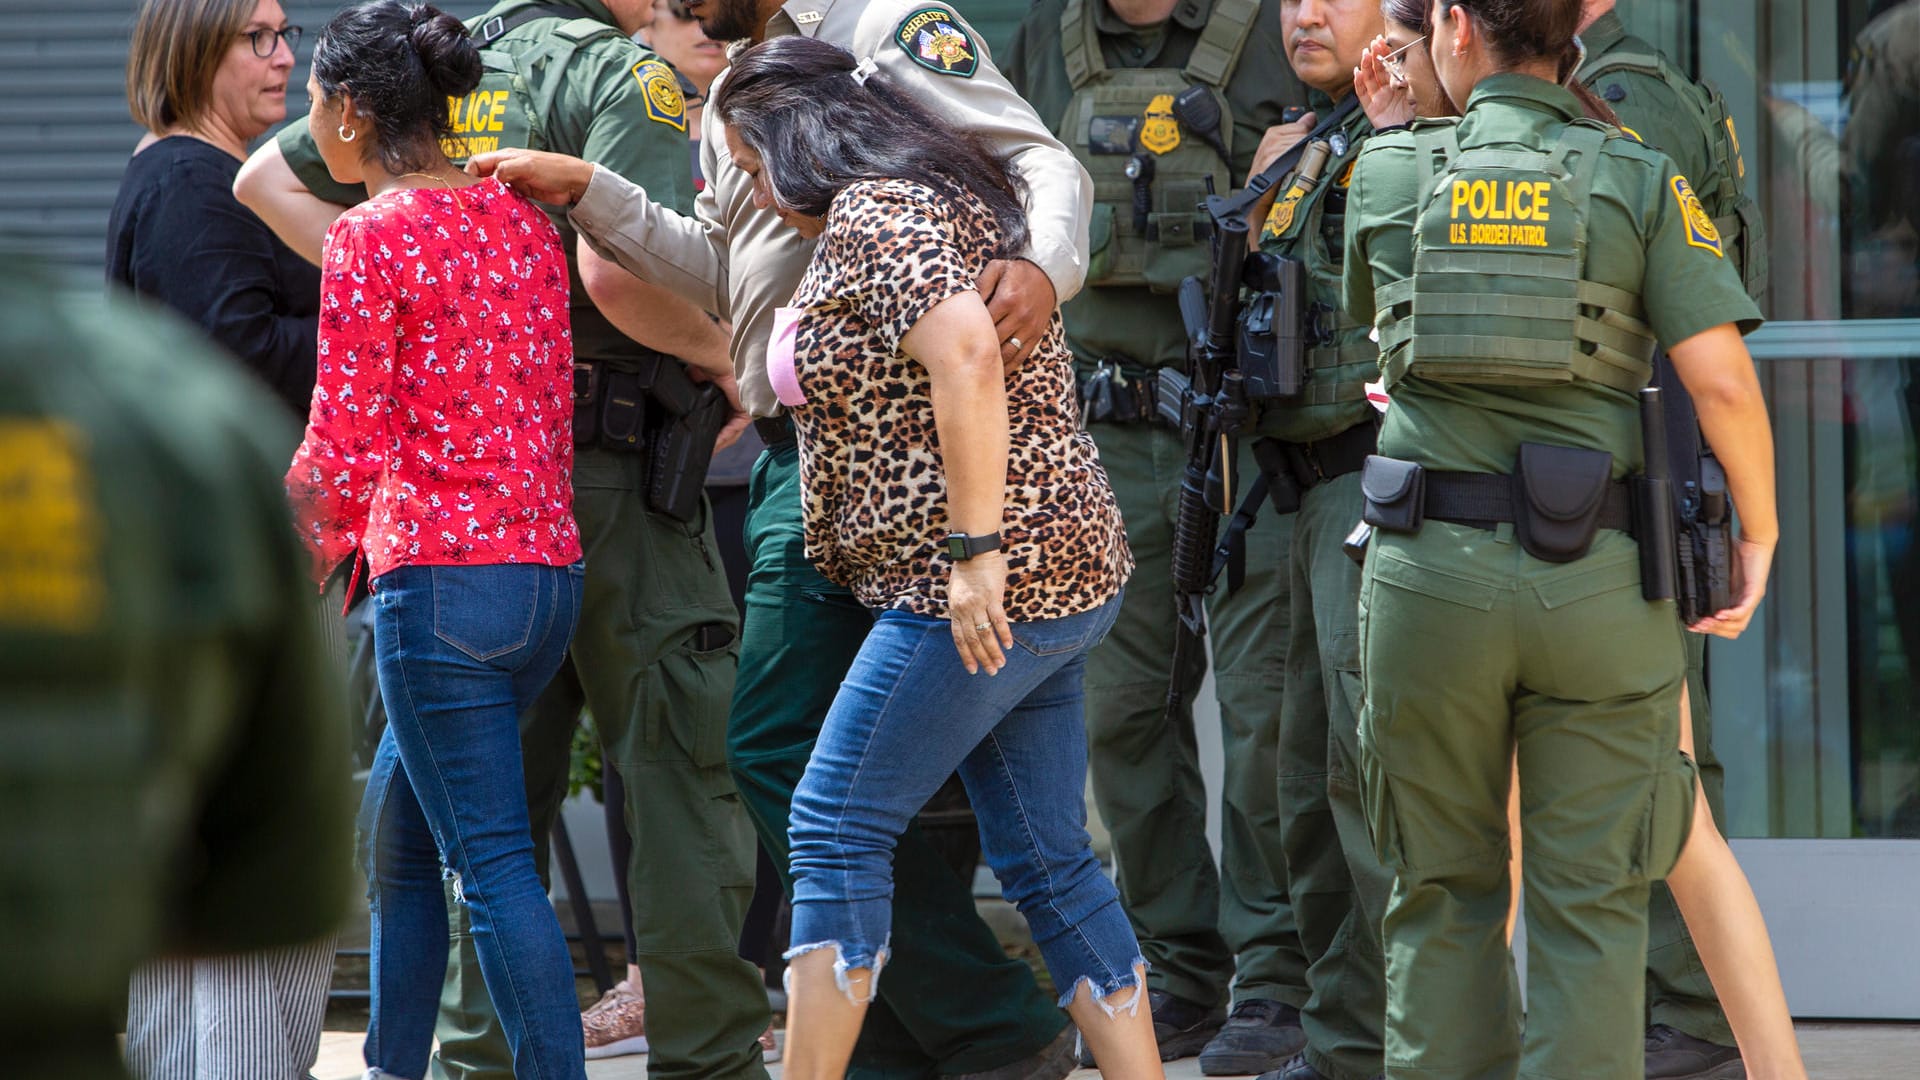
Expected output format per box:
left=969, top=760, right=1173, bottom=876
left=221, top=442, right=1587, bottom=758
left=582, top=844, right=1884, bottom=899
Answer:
left=782, top=939, right=890, bottom=1006
left=1060, top=956, right=1150, bottom=1018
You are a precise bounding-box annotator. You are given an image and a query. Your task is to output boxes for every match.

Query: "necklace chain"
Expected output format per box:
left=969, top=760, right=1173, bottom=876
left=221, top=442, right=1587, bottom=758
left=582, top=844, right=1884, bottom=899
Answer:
left=396, top=171, right=464, bottom=209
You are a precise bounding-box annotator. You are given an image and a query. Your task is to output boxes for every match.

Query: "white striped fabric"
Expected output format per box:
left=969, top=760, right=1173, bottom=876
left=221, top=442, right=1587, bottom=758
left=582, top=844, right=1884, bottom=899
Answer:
left=125, top=936, right=337, bottom=1080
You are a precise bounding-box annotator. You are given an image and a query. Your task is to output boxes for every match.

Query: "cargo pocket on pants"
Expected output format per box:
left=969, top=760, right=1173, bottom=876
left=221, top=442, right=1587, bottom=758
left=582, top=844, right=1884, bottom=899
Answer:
left=1635, top=750, right=1699, bottom=882
left=1358, top=739, right=1407, bottom=871
left=645, top=626, right=739, bottom=768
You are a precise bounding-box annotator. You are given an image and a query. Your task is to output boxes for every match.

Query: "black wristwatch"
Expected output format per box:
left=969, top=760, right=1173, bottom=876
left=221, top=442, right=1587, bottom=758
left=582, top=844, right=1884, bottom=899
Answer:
left=946, top=531, right=1003, bottom=561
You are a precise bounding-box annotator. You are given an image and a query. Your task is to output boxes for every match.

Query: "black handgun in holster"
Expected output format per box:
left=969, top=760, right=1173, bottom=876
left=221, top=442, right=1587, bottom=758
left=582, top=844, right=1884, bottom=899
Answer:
left=648, top=379, right=729, bottom=523
left=1652, top=355, right=1735, bottom=623
left=1237, top=251, right=1307, bottom=400
left=573, top=354, right=727, bottom=523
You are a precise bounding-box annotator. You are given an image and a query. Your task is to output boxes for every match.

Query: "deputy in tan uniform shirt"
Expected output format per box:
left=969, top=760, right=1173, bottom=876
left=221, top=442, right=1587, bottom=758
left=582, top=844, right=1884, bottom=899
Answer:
left=474, top=2, right=1097, bottom=1075
left=503, top=0, right=1093, bottom=416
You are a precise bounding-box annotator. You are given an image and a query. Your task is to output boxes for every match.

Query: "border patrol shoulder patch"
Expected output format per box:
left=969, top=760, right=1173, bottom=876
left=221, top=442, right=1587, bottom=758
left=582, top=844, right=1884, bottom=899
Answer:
left=1670, top=175, right=1723, bottom=256
left=633, top=58, right=687, bottom=132
left=895, top=7, right=978, bottom=77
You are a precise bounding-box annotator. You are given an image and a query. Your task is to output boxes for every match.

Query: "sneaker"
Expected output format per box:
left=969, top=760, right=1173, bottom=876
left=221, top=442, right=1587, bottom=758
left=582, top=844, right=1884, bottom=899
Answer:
left=582, top=983, right=648, bottom=1060
left=1199, top=999, right=1308, bottom=1075
left=1645, top=1024, right=1746, bottom=1079
left=759, top=1025, right=781, bottom=1063
left=1076, top=989, right=1226, bottom=1066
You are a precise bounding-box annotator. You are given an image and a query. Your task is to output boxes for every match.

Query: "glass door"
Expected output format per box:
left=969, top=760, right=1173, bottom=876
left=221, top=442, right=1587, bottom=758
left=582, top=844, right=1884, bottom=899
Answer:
left=1680, top=0, right=1920, bottom=1020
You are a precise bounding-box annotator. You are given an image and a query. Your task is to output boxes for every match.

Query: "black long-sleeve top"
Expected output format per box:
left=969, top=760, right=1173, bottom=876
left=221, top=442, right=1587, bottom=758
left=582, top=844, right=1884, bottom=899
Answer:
left=106, top=136, right=321, bottom=419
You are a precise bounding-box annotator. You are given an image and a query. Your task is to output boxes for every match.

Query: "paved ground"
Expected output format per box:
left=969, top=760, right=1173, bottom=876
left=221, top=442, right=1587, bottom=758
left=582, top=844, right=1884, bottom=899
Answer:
left=312, top=1021, right=1917, bottom=1078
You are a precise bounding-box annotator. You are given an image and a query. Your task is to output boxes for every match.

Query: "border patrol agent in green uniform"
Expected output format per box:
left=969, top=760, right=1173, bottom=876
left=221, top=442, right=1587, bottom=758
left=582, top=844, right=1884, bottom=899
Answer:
left=1576, top=7, right=1767, bottom=1069
left=1002, top=2, right=1313, bottom=1069
left=1, top=261, right=353, bottom=1080
left=1228, top=3, right=1390, bottom=1077
left=243, top=2, right=769, bottom=1077
left=1344, top=61, right=1766, bottom=1078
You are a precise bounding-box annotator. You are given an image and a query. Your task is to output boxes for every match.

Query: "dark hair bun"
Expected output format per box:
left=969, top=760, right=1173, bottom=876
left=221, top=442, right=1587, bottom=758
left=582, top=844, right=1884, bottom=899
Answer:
left=409, top=5, right=482, bottom=100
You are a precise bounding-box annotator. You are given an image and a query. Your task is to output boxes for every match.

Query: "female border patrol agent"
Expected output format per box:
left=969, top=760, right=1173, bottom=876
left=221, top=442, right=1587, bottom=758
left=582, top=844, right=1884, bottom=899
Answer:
left=1340, top=0, right=1777, bottom=1075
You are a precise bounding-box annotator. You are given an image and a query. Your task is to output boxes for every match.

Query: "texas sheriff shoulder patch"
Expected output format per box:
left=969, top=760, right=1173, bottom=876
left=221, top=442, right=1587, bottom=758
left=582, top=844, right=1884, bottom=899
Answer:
left=895, top=7, right=977, bottom=77
left=633, top=58, right=687, bottom=131
left=1670, top=175, right=1722, bottom=256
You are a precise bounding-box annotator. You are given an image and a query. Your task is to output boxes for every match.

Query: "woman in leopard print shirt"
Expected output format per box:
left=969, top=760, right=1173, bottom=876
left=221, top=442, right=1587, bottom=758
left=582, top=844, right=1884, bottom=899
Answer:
left=713, top=35, right=1156, bottom=1080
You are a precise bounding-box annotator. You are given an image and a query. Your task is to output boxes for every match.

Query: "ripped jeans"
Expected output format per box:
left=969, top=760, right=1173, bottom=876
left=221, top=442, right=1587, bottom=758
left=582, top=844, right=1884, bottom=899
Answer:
left=359, top=562, right=585, bottom=1080
left=787, top=594, right=1143, bottom=1011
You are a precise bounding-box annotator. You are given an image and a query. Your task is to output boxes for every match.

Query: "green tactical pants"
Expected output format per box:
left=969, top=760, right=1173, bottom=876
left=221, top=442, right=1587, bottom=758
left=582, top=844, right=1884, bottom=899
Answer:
left=1276, top=471, right=1390, bottom=1080
left=1081, top=421, right=1308, bottom=1010
left=726, top=441, right=1066, bottom=1078
left=1646, top=631, right=1734, bottom=1045
left=1359, top=526, right=1696, bottom=1080
left=428, top=447, right=770, bottom=1080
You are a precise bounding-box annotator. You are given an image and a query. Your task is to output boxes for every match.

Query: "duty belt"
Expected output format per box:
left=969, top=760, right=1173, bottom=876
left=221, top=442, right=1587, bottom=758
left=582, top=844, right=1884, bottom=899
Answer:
left=754, top=414, right=796, bottom=449
left=1251, top=417, right=1378, bottom=515
left=1079, top=358, right=1168, bottom=426
left=1420, top=470, right=1637, bottom=534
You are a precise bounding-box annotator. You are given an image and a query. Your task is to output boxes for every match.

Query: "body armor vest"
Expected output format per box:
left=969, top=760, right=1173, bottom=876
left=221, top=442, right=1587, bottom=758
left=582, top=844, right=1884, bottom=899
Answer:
left=1373, top=119, right=1659, bottom=392
left=1580, top=42, right=1768, bottom=302
left=1257, top=109, right=1376, bottom=412
left=1059, top=0, right=1258, bottom=293
left=454, top=5, right=648, bottom=367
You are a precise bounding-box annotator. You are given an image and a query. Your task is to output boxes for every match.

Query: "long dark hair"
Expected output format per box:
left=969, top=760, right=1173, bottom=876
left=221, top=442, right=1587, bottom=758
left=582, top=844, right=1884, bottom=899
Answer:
left=1431, top=0, right=1618, bottom=124
left=713, top=36, right=1030, bottom=254
left=312, top=0, right=481, bottom=174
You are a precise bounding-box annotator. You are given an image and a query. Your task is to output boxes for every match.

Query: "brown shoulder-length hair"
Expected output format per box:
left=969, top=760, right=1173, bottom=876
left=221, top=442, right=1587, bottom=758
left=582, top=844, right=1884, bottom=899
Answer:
left=127, top=0, right=259, bottom=131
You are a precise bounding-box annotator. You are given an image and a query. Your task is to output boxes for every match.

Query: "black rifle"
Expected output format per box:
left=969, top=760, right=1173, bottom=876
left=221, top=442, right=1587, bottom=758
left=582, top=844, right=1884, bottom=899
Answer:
left=1157, top=97, right=1361, bottom=722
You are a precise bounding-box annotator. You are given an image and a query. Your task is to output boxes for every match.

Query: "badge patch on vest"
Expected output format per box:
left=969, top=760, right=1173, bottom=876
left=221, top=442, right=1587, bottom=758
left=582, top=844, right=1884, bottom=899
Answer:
left=895, top=8, right=977, bottom=77
left=1335, top=160, right=1357, bottom=189
left=1090, top=115, right=1141, bottom=155
left=1263, top=181, right=1307, bottom=239
left=1139, top=94, right=1181, bottom=155
left=0, top=419, right=103, bottom=633
left=634, top=58, right=687, bottom=131
left=1671, top=175, right=1723, bottom=256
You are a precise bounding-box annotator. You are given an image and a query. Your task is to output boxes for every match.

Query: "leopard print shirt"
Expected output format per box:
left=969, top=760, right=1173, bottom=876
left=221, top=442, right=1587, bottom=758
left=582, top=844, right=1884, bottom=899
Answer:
left=786, top=178, right=1132, bottom=621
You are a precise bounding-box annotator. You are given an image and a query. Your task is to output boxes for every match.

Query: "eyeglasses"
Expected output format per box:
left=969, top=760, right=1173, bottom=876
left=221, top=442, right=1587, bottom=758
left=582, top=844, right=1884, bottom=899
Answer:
left=1380, top=35, right=1427, bottom=85
left=239, top=25, right=302, bottom=58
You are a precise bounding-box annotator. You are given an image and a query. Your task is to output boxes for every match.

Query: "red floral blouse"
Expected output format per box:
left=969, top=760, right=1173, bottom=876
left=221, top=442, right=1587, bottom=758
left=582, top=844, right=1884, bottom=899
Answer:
left=286, top=178, right=581, bottom=584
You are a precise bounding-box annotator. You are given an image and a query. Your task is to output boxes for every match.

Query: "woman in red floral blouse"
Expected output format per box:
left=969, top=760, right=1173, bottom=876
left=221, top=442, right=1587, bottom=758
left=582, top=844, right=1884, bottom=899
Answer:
left=283, top=4, right=588, bottom=1077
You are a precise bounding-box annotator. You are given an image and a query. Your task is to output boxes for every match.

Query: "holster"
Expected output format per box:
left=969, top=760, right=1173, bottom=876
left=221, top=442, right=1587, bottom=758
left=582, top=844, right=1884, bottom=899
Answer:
left=1360, top=454, right=1426, bottom=533
left=573, top=355, right=725, bottom=522
left=647, top=382, right=729, bottom=523
left=1079, top=360, right=1161, bottom=426
left=1513, top=443, right=1615, bottom=563
left=1677, top=456, right=1734, bottom=623
left=1251, top=419, right=1379, bottom=516
left=1238, top=252, right=1307, bottom=400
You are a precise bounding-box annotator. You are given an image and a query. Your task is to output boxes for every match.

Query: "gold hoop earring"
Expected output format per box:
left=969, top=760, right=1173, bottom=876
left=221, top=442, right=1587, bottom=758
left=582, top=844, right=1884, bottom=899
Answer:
left=338, top=124, right=356, bottom=143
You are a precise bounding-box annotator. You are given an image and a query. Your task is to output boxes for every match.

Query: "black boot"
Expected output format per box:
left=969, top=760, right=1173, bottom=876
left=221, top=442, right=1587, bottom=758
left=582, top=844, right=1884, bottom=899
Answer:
left=1198, top=999, right=1308, bottom=1075
left=1645, top=1024, right=1747, bottom=1079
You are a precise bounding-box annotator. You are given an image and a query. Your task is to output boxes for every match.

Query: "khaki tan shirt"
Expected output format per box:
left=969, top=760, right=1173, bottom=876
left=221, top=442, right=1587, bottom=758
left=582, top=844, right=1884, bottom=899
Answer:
left=568, top=0, right=1093, bottom=417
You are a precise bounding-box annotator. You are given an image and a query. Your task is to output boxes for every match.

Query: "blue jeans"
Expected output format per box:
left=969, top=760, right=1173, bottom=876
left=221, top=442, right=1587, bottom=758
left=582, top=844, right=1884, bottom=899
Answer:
left=359, top=562, right=585, bottom=1080
left=787, top=594, right=1144, bottom=1009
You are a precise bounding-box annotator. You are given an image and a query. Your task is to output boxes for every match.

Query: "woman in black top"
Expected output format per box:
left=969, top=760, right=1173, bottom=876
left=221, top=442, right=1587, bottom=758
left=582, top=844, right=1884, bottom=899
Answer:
left=107, top=0, right=318, bottom=421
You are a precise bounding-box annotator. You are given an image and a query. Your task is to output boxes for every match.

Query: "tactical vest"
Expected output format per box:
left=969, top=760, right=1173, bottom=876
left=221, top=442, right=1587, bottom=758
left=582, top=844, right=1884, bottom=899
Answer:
left=1373, top=119, right=1659, bottom=392
left=1257, top=111, right=1376, bottom=412
left=1581, top=42, right=1768, bottom=302
left=1059, top=0, right=1258, bottom=293
left=454, top=3, right=651, bottom=367
left=444, top=4, right=625, bottom=163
